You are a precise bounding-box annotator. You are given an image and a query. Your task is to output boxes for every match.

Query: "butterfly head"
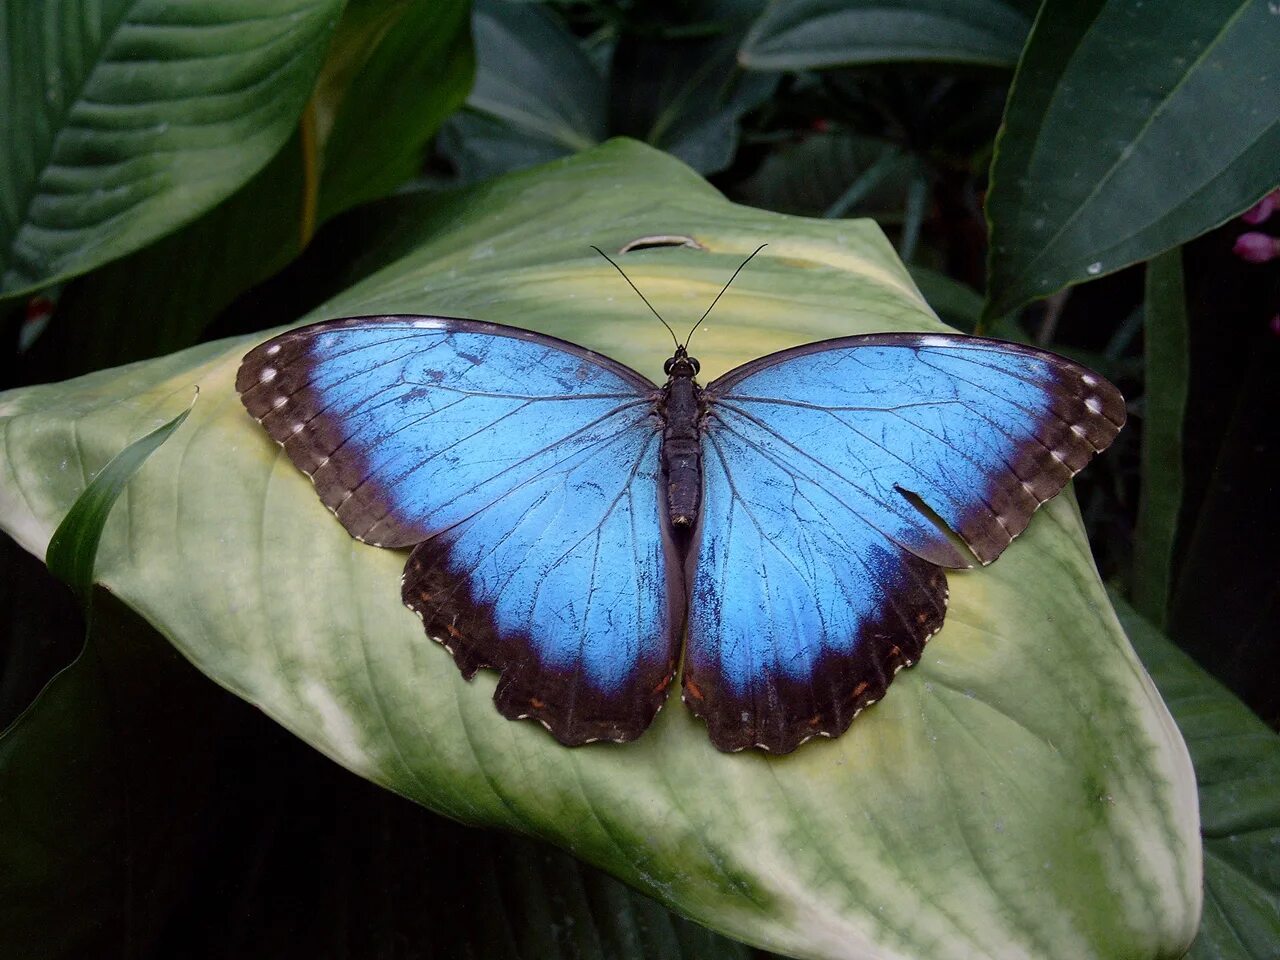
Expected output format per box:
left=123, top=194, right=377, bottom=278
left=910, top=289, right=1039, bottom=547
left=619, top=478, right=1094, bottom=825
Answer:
left=591, top=243, right=768, bottom=376
left=664, top=345, right=701, bottom=379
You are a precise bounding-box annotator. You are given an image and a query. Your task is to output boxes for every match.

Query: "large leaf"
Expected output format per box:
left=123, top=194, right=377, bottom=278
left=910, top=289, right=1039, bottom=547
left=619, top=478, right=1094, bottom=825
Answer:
left=0, top=140, right=1200, bottom=960
left=0, top=0, right=345, bottom=298
left=0, top=582, right=761, bottom=959
left=18, top=136, right=308, bottom=382
left=1115, top=595, right=1280, bottom=959
left=738, top=0, right=1033, bottom=70
left=19, top=0, right=472, bottom=382
left=984, top=0, right=1280, bottom=317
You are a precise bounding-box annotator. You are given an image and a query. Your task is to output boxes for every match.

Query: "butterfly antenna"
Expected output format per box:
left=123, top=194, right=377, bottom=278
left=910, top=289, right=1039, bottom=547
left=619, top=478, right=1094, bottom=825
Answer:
left=590, top=245, right=680, bottom=351
left=684, top=244, right=767, bottom=349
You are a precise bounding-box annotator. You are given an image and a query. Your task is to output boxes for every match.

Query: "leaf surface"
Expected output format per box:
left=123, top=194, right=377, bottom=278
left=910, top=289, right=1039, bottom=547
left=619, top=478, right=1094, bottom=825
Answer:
left=984, top=0, right=1280, bottom=316
left=0, top=586, right=761, bottom=959
left=738, top=0, right=1032, bottom=70
left=0, top=139, right=1201, bottom=960
left=1116, top=595, right=1280, bottom=959
left=0, top=0, right=344, bottom=297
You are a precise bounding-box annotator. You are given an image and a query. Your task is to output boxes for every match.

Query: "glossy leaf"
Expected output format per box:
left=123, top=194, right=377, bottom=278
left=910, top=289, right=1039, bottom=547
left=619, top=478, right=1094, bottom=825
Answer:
left=738, top=0, right=1032, bottom=70
left=21, top=2, right=472, bottom=381
left=0, top=139, right=1200, bottom=960
left=0, top=588, right=761, bottom=960
left=0, top=0, right=344, bottom=298
left=1115, top=595, right=1280, bottom=959
left=22, top=138, right=307, bottom=379
left=984, top=0, right=1280, bottom=317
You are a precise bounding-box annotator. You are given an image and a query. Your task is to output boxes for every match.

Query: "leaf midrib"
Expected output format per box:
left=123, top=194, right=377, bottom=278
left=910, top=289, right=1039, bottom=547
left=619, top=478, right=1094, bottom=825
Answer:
left=3, top=3, right=136, bottom=285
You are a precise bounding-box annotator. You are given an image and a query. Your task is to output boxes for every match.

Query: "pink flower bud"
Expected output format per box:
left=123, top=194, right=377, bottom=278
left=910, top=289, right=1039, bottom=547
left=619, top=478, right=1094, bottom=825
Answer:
left=1233, top=231, right=1280, bottom=264
left=1241, top=188, right=1280, bottom=225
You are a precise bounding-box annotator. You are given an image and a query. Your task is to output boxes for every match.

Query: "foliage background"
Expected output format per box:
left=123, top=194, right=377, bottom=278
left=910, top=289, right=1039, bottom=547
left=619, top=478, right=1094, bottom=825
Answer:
left=0, top=0, right=1276, bottom=957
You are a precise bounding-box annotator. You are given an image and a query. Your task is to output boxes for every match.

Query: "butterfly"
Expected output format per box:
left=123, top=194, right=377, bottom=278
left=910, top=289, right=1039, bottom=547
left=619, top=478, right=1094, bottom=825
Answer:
left=236, top=248, right=1124, bottom=754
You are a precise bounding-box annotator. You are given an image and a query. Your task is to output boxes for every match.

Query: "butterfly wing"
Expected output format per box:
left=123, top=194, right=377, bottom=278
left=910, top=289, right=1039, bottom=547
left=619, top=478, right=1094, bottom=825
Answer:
left=237, top=316, right=682, bottom=745
left=685, top=333, right=1125, bottom=753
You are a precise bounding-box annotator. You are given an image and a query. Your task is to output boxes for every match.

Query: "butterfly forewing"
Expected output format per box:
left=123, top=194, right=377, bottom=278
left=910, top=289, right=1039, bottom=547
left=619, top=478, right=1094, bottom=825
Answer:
left=237, top=316, right=683, bottom=746
left=685, top=334, right=1125, bottom=753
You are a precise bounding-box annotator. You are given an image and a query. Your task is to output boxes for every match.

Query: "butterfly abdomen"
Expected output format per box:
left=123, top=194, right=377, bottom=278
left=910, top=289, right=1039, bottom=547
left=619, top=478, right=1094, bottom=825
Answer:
left=661, top=374, right=703, bottom=528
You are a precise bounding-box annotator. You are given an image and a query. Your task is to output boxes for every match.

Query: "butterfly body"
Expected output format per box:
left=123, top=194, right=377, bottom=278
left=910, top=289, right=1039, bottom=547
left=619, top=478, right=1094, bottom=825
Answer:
left=659, top=347, right=704, bottom=529
left=238, top=312, right=1124, bottom=754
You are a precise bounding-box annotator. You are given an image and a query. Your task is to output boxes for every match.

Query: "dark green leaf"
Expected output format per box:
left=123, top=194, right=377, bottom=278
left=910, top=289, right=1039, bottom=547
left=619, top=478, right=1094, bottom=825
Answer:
left=907, top=265, right=984, bottom=330
left=0, top=0, right=344, bottom=298
left=1115, top=594, right=1280, bottom=959
left=44, top=394, right=194, bottom=603
left=609, top=1, right=776, bottom=175
left=984, top=0, right=1280, bottom=317
left=739, top=0, right=1032, bottom=70
left=0, top=594, right=227, bottom=957
left=1133, top=250, right=1188, bottom=626
left=21, top=1, right=474, bottom=381
left=24, top=137, right=306, bottom=379
left=315, top=0, right=474, bottom=219
left=732, top=132, right=913, bottom=218
left=440, top=0, right=604, bottom=181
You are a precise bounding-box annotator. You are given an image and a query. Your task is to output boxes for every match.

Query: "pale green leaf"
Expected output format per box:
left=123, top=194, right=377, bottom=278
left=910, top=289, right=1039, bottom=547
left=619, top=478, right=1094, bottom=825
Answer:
left=0, top=139, right=1200, bottom=960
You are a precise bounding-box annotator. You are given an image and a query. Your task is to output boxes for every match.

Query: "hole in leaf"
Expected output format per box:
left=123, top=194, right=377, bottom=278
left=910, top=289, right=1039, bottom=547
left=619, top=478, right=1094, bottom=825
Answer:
left=618, top=235, right=704, bottom=254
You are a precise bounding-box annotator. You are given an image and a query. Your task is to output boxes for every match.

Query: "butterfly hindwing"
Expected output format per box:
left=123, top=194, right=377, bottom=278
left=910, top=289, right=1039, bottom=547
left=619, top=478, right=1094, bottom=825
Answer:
left=685, top=334, right=1125, bottom=753
left=237, top=316, right=682, bottom=745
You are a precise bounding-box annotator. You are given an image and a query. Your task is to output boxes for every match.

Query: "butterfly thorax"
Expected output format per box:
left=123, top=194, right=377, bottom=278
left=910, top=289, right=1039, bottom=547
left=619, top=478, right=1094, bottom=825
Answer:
left=660, top=347, right=704, bottom=530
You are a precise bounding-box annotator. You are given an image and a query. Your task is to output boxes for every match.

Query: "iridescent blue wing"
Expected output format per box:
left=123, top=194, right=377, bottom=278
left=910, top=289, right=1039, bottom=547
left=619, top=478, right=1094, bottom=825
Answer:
left=237, top=316, right=682, bottom=746
left=686, top=333, right=1125, bottom=753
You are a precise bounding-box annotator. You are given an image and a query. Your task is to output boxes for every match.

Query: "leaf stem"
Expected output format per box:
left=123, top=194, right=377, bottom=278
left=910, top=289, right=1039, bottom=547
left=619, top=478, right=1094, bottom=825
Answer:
left=299, top=96, right=320, bottom=249
left=1133, top=249, right=1188, bottom=627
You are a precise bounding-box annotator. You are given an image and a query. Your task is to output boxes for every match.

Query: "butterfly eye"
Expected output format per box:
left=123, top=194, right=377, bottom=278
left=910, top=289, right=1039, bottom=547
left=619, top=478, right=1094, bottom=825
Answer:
left=688, top=357, right=701, bottom=375
left=664, top=358, right=676, bottom=376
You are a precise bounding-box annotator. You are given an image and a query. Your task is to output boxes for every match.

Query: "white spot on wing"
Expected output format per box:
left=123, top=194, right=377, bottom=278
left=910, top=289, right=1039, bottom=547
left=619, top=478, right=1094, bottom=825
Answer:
left=1071, top=424, right=1087, bottom=437
left=916, top=335, right=953, bottom=347
left=291, top=422, right=305, bottom=435
left=272, top=396, right=288, bottom=409
left=266, top=344, right=282, bottom=357
left=260, top=367, right=277, bottom=383
left=1085, top=396, right=1103, bottom=413
left=412, top=319, right=443, bottom=329
left=1081, top=373, right=1098, bottom=387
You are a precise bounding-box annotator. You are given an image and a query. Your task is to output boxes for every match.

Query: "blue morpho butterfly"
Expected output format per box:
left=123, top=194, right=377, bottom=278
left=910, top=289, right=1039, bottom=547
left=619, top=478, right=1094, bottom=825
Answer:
left=236, top=246, right=1125, bottom=754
